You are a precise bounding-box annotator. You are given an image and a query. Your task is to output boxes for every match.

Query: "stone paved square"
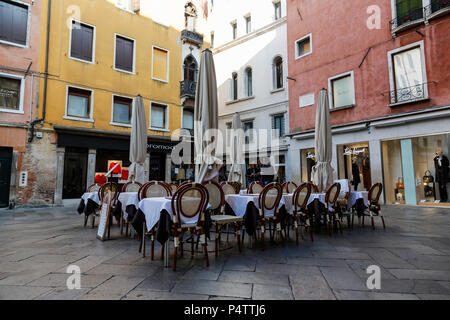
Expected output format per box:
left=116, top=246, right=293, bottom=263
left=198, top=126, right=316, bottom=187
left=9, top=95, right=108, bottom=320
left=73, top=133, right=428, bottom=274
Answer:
left=0, top=205, right=449, bottom=300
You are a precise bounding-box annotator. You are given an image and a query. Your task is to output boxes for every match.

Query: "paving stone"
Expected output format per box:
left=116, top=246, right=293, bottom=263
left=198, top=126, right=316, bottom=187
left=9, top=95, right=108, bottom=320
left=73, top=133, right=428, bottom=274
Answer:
left=182, top=267, right=222, bottom=281
left=78, top=290, right=126, bottom=300
left=122, top=289, right=209, bottom=300
left=320, top=266, right=368, bottom=291
left=346, top=259, right=396, bottom=280
left=290, top=274, right=336, bottom=300
left=35, top=287, right=90, bottom=300
left=223, top=257, right=256, bottom=272
left=219, top=270, right=289, bottom=286
left=84, top=264, right=158, bottom=277
left=56, top=255, right=112, bottom=273
left=252, top=284, right=293, bottom=300
left=416, top=294, right=450, bottom=300
left=286, top=257, right=349, bottom=267
left=388, top=269, right=450, bottom=281
left=333, top=289, right=419, bottom=300
left=172, top=279, right=252, bottom=298
left=27, top=273, right=111, bottom=288
left=366, top=248, right=416, bottom=269
left=312, top=250, right=371, bottom=260
left=0, top=285, right=52, bottom=300
left=255, top=262, right=320, bottom=275
left=89, top=275, right=146, bottom=294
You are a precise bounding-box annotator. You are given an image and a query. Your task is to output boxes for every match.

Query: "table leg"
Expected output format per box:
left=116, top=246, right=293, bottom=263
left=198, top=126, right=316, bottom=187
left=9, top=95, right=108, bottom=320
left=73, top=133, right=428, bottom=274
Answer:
left=164, top=241, right=169, bottom=268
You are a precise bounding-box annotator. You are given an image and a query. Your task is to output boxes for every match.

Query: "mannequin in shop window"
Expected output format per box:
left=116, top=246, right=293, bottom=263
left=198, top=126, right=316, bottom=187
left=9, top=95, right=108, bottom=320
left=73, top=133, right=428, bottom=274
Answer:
left=434, top=148, right=449, bottom=202
left=362, top=155, right=371, bottom=191
left=351, top=156, right=361, bottom=191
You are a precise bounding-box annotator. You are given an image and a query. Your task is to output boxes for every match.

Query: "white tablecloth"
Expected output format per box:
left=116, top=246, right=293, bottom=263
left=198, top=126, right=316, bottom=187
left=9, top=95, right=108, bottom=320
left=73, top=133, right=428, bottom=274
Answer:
left=348, top=191, right=369, bottom=209
left=81, top=192, right=100, bottom=206
left=335, top=179, right=350, bottom=194
left=239, top=189, right=248, bottom=195
left=308, top=193, right=326, bottom=206
left=138, top=197, right=205, bottom=232
left=118, top=192, right=139, bottom=220
left=225, top=194, right=286, bottom=218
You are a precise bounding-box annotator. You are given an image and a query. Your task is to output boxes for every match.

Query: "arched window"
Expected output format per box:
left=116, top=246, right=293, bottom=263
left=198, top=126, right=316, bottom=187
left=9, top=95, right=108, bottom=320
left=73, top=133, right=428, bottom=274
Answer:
left=230, top=72, right=238, bottom=101
left=273, top=56, right=283, bottom=90
left=183, top=55, right=198, bottom=82
left=245, top=67, right=253, bottom=97
left=185, top=2, right=197, bottom=31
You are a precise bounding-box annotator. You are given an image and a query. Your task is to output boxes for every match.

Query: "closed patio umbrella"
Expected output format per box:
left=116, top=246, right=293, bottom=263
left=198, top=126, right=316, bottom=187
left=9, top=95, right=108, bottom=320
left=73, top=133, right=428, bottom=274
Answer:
left=194, top=49, right=222, bottom=183
left=312, top=89, right=334, bottom=192
left=128, top=95, right=147, bottom=184
left=228, top=113, right=246, bottom=187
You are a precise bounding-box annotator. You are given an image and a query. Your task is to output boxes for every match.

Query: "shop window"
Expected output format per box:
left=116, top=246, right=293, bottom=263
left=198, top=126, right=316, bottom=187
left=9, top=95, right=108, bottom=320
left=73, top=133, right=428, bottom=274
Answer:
left=337, top=143, right=371, bottom=192
left=0, top=0, right=28, bottom=46
left=0, top=74, right=23, bottom=112
left=112, top=96, right=132, bottom=124
left=66, top=87, right=92, bottom=119
left=152, top=46, right=169, bottom=82
left=295, top=34, right=311, bottom=59
left=150, top=102, right=168, bottom=130
left=389, top=43, right=427, bottom=104
left=328, top=71, right=355, bottom=109
left=273, top=56, right=283, bottom=90
left=70, top=21, right=95, bottom=63
left=115, top=34, right=134, bottom=73
left=300, top=148, right=316, bottom=182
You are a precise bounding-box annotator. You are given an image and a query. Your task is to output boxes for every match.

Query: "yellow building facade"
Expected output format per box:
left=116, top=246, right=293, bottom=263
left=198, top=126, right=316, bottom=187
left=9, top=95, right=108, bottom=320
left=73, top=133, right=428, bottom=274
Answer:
left=27, top=0, right=207, bottom=204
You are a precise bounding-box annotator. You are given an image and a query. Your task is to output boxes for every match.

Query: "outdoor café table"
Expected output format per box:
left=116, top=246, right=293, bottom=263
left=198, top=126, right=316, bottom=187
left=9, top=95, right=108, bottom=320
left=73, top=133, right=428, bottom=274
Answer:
left=239, top=189, right=248, bottom=195
left=115, top=192, right=139, bottom=221
left=348, top=191, right=369, bottom=216
left=77, top=192, right=100, bottom=217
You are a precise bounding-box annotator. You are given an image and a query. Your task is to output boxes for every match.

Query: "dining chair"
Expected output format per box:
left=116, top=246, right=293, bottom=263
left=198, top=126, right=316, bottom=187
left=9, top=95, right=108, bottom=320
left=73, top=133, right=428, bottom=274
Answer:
left=282, top=181, right=298, bottom=194
left=248, top=181, right=264, bottom=194
left=220, top=181, right=239, bottom=195
left=308, top=182, right=320, bottom=193
left=169, top=183, right=179, bottom=194
left=232, top=182, right=242, bottom=192
left=140, top=181, right=172, bottom=259
left=324, top=182, right=342, bottom=236
left=171, top=183, right=209, bottom=271
left=257, top=182, right=283, bottom=251
left=204, top=181, right=242, bottom=257
left=292, top=182, right=312, bottom=244
left=93, top=182, right=120, bottom=232
left=336, top=180, right=353, bottom=229
left=362, top=183, right=385, bottom=229
left=121, top=181, right=142, bottom=193
left=87, top=183, right=102, bottom=193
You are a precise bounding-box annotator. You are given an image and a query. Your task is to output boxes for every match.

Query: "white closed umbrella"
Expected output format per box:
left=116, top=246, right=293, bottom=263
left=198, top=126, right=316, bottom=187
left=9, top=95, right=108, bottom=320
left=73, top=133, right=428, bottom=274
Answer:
left=129, top=95, right=147, bottom=184
left=194, top=49, right=222, bottom=183
left=228, top=113, right=246, bottom=187
left=312, top=89, right=334, bottom=192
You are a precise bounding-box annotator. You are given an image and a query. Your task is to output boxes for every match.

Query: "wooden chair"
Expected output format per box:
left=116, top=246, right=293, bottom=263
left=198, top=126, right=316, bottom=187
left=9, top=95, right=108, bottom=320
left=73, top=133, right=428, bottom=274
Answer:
left=171, top=183, right=209, bottom=271
left=204, top=181, right=242, bottom=257
left=362, top=183, right=385, bottom=229
left=94, top=182, right=120, bottom=231
left=324, top=183, right=342, bottom=236
left=292, top=183, right=312, bottom=244
left=140, top=181, right=172, bottom=259
left=87, top=183, right=102, bottom=193
left=169, top=183, right=179, bottom=194
left=248, top=181, right=264, bottom=194
left=282, top=181, right=298, bottom=194
left=121, top=181, right=142, bottom=193
left=220, top=182, right=239, bottom=195
left=336, top=180, right=352, bottom=228
left=231, top=182, right=242, bottom=192
left=308, top=182, right=320, bottom=193
left=257, top=182, right=283, bottom=251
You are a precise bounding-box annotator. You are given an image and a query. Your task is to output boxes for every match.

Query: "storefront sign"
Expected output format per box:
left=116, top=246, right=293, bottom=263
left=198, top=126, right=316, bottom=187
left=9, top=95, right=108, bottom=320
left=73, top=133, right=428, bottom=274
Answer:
left=147, top=143, right=175, bottom=153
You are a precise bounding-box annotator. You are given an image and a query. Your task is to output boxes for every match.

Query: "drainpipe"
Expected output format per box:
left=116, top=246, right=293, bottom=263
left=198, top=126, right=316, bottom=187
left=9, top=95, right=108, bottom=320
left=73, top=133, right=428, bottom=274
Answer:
left=29, top=0, right=51, bottom=143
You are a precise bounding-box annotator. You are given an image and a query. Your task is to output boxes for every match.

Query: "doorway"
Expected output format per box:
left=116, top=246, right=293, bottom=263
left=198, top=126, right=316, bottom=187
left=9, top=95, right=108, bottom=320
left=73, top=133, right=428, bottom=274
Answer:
left=63, top=147, right=88, bottom=199
left=149, top=153, right=166, bottom=181
left=0, top=148, right=12, bottom=208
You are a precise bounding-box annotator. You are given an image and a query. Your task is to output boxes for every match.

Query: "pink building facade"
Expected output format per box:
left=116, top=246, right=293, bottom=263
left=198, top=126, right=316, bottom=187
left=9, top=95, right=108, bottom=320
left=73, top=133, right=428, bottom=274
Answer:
left=286, top=0, right=450, bottom=206
left=0, top=0, right=42, bottom=208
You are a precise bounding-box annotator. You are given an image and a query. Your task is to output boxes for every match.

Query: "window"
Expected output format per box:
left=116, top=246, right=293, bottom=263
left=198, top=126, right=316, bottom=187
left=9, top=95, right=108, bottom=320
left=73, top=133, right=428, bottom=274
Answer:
left=230, top=72, right=238, bottom=101
left=66, top=87, right=92, bottom=119
left=388, top=42, right=427, bottom=104
left=274, top=1, right=281, bottom=20
left=245, top=15, right=251, bottom=34
left=150, top=102, right=167, bottom=129
left=115, top=35, right=134, bottom=73
left=395, top=0, right=424, bottom=25
left=245, top=67, right=252, bottom=97
left=295, top=34, right=312, bottom=59
left=273, top=56, right=283, bottom=90
left=328, top=71, right=355, bottom=109
left=273, top=114, right=285, bottom=137
left=70, top=21, right=94, bottom=63
left=231, top=22, right=237, bottom=40
left=183, top=55, right=197, bottom=82
left=112, top=96, right=132, bottom=124
left=0, top=74, right=23, bottom=112
left=182, top=108, right=194, bottom=130
left=210, top=32, right=214, bottom=48
left=0, top=0, right=29, bottom=46
left=152, top=46, right=169, bottom=82
left=244, top=121, right=253, bottom=144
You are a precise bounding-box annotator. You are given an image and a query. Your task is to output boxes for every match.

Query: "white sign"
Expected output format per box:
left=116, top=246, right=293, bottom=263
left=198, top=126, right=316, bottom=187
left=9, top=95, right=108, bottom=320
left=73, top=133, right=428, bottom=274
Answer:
left=97, top=192, right=111, bottom=241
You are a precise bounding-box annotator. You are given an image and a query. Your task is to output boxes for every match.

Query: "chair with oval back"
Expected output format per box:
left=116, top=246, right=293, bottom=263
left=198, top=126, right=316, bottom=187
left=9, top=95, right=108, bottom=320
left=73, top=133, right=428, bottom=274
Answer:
left=220, top=182, right=239, bottom=195
left=232, top=182, right=242, bottom=192
left=248, top=181, right=264, bottom=194
left=171, top=183, right=209, bottom=271
left=204, top=181, right=243, bottom=257
left=282, top=181, right=298, bottom=194
left=335, top=179, right=353, bottom=229
left=292, top=183, right=312, bottom=244
left=309, top=182, right=320, bottom=193
left=257, top=182, right=283, bottom=251
left=362, top=183, right=385, bottom=229
left=122, top=181, right=142, bottom=193
left=324, top=182, right=342, bottom=236
left=87, top=183, right=102, bottom=193
left=139, top=181, right=172, bottom=259
left=169, top=183, right=179, bottom=194
left=95, top=182, right=120, bottom=231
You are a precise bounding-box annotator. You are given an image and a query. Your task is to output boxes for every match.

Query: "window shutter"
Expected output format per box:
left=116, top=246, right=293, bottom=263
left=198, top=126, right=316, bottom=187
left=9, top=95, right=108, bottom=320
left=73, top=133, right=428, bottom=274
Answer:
left=153, top=48, right=168, bottom=81
left=81, top=25, right=93, bottom=62
left=70, top=23, right=82, bottom=59
left=229, top=78, right=233, bottom=101
left=12, top=4, right=27, bottom=45
left=116, top=36, right=134, bottom=72
left=281, top=115, right=285, bottom=136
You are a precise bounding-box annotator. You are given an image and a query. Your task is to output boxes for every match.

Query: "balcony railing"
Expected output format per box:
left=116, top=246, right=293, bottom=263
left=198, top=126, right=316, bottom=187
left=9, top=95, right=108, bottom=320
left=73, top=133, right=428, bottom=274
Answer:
left=181, top=29, right=204, bottom=45
left=390, top=83, right=426, bottom=105
left=180, top=80, right=197, bottom=98
left=391, top=0, right=450, bottom=31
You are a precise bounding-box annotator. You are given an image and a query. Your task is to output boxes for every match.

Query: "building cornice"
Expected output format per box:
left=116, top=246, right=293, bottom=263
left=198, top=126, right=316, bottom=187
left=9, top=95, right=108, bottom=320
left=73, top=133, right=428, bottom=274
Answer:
left=219, top=100, right=288, bottom=118
left=212, top=17, right=287, bottom=54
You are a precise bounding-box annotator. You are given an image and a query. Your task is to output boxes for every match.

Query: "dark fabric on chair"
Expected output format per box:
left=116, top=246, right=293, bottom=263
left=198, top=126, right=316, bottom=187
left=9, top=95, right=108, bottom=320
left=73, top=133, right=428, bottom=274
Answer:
left=77, top=199, right=85, bottom=214
left=113, top=201, right=122, bottom=221
left=307, top=199, right=326, bottom=228
left=156, top=210, right=172, bottom=245
left=278, top=205, right=288, bottom=229
left=132, top=209, right=146, bottom=238
left=84, top=199, right=99, bottom=217
left=243, top=202, right=258, bottom=236
left=354, top=198, right=367, bottom=217
left=125, top=205, right=138, bottom=222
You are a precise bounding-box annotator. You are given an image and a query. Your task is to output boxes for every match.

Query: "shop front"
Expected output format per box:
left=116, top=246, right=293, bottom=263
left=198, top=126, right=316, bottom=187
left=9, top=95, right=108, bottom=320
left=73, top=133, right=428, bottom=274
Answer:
left=337, top=142, right=371, bottom=191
